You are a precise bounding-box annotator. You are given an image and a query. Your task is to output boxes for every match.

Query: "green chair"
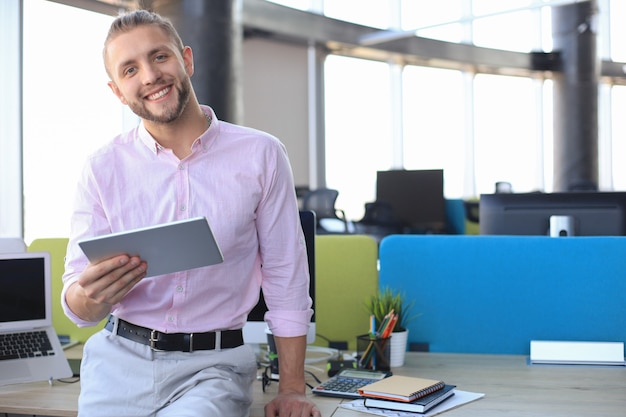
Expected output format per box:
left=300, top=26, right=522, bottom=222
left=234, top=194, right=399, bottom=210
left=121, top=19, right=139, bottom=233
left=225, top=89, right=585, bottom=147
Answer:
left=28, top=238, right=104, bottom=343
left=464, top=199, right=480, bottom=235
left=313, top=234, right=379, bottom=351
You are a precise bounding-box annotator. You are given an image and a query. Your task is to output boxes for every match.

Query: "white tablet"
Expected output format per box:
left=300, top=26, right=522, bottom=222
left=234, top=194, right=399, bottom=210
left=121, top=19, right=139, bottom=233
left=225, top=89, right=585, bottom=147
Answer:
left=78, top=217, right=223, bottom=278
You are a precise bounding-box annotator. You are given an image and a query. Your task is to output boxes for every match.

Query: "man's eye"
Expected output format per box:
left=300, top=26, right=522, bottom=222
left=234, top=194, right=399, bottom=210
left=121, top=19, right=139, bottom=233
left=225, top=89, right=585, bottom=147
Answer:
left=155, top=54, right=166, bottom=61
left=124, top=67, right=136, bottom=76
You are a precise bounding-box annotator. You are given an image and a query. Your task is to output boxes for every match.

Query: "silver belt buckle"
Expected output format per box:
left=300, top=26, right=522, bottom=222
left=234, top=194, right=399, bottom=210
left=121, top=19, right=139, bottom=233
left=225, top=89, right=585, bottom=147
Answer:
left=149, top=329, right=160, bottom=350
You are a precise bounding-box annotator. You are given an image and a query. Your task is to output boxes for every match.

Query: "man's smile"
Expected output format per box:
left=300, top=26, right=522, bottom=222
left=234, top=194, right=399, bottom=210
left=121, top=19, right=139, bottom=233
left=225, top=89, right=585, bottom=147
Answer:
left=146, top=86, right=171, bottom=101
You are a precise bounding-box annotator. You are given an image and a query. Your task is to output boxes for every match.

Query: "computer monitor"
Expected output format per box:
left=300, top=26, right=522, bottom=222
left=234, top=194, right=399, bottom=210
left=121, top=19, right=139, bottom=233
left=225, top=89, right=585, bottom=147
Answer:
left=242, top=210, right=316, bottom=344
left=479, top=192, right=626, bottom=236
left=376, top=169, right=446, bottom=232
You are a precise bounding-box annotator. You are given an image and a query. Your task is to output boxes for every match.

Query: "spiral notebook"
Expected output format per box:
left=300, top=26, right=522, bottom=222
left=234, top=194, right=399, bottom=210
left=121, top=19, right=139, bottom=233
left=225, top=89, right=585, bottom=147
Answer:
left=358, top=375, right=445, bottom=402
left=364, top=384, right=456, bottom=413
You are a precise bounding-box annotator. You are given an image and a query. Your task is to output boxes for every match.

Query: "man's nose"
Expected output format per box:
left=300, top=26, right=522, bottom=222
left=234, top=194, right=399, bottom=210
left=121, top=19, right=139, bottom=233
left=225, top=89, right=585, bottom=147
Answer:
left=142, top=63, right=162, bottom=85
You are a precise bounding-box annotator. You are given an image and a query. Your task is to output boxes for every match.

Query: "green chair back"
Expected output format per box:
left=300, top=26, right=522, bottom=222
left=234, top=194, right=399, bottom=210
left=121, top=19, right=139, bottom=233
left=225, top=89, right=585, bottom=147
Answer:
left=314, top=234, right=379, bottom=351
left=28, top=238, right=104, bottom=343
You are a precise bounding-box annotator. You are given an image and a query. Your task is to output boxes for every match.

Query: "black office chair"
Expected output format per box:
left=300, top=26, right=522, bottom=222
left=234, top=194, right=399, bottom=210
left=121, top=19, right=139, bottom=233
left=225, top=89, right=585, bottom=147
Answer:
left=354, top=201, right=404, bottom=243
left=301, top=188, right=350, bottom=234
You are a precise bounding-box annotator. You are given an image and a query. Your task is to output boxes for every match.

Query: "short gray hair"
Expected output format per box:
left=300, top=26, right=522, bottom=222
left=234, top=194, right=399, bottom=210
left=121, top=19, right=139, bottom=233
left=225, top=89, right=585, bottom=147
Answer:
left=103, top=10, right=184, bottom=75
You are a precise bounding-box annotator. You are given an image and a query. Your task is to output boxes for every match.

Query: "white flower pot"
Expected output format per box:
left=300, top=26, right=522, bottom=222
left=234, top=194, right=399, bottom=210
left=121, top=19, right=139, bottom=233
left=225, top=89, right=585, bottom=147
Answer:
left=389, top=329, right=409, bottom=367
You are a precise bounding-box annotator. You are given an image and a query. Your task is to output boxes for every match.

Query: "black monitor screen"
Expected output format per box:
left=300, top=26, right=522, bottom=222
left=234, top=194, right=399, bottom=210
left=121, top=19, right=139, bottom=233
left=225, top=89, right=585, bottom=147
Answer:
left=376, top=169, right=445, bottom=231
left=479, top=192, right=626, bottom=236
left=246, top=210, right=315, bottom=322
left=0, top=257, right=46, bottom=323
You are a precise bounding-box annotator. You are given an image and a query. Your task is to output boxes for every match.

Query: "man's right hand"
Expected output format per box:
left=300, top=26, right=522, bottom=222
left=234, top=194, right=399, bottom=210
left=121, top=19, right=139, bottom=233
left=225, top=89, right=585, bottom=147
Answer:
left=65, top=255, right=147, bottom=322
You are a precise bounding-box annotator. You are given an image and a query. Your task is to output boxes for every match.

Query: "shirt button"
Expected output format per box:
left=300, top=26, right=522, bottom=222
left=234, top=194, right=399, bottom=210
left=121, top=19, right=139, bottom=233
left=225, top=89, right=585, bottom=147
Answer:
left=179, top=164, right=185, bottom=170
left=176, top=286, right=183, bottom=293
left=168, top=316, right=174, bottom=322
left=180, top=205, right=186, bottom=211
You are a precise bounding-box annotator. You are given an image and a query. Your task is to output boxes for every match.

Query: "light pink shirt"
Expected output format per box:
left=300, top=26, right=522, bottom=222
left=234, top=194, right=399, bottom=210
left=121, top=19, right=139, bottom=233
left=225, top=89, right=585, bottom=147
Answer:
left=61, top=106, right=313, bottom=337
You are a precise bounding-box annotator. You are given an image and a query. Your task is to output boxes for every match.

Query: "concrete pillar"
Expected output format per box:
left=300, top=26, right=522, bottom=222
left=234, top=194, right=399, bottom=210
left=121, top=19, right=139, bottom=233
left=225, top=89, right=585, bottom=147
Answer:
left=151, top=0, right=243, bottom=124
left=552, top=0, right=599, bottom=191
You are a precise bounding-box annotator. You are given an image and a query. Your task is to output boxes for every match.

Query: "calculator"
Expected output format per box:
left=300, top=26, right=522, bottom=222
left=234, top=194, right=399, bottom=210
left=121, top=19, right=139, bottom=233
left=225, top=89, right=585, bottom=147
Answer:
left=312, top=369, right=392, bottom=399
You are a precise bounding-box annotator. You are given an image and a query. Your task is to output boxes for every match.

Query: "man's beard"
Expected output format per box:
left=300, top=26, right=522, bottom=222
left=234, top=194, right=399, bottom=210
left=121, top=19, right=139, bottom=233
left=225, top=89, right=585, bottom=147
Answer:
left=128, top=76, right=192, bottom=124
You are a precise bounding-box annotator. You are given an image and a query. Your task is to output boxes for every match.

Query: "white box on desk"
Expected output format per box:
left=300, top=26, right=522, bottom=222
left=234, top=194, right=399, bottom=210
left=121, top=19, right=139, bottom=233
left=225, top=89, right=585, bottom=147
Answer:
left=530, top=340, right=625, bottom=365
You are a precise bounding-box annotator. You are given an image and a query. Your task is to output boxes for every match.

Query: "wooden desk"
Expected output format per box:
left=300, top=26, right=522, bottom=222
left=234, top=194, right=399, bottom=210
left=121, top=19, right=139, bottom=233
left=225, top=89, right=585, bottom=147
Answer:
left=331, top=352, right=626, bottom=417
left=1, top=351, right=624, bottom=416
left=0, top=345, right=82, bottom=417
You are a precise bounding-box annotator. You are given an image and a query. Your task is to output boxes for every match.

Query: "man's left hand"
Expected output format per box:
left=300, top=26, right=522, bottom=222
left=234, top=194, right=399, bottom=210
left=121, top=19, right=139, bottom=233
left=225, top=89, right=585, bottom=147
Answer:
left=264, top=392, right=321, bottom=417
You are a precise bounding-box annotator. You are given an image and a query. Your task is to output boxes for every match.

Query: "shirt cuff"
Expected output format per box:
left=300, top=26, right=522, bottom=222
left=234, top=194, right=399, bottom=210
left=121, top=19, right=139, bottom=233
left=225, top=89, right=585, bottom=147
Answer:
left=60, top=278, right=104, bottom=328
left=264, top=309, right=313, bottom=338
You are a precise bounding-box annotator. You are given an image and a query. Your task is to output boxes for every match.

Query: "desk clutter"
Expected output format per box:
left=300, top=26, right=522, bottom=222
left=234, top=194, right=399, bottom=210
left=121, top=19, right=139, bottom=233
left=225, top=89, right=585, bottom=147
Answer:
left=362, top=384, right=456, bottom=413
left=355, top=375, right=461, bottom=414
left=356, top=311, right=399, bottom=371
left=313, top=367, right=485, bottom=415
left=341, top=389, right=485, bottom=417
left=313, top=308, right=486, bottom=415
left=357, top=375, right=445, bottom=403
left=312, top=369, right=390, bottom=399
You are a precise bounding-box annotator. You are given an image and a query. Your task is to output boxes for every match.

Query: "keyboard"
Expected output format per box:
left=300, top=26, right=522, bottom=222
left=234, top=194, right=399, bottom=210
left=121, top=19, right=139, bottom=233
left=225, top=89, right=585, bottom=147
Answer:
left=312, top=368, right=391, bottom=399
left=0, top=330, right=55, bottom=361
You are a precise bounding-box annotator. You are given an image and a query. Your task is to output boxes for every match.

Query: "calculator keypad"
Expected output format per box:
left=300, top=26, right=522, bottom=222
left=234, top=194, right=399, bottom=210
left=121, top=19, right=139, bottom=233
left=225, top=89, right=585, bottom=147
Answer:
left=313, top=376, right=377, bottom=398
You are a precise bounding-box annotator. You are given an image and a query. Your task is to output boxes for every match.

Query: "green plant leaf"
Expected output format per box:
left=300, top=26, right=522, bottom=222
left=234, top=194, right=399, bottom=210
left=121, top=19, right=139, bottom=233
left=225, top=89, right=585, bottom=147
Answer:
left=365, top=286, right=418, bottom=332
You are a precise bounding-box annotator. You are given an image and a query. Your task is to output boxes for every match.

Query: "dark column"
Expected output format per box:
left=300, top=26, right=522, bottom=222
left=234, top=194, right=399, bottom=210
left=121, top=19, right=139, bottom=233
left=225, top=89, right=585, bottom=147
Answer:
left=151, top=0, right=243, bottom=124
left=552, top=0, right=599, bottom=192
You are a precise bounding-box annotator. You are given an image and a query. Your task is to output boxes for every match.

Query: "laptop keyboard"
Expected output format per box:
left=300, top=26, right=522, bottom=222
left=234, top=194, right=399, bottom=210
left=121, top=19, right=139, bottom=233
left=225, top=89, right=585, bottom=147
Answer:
left=0, top=330, right=55, bottom=361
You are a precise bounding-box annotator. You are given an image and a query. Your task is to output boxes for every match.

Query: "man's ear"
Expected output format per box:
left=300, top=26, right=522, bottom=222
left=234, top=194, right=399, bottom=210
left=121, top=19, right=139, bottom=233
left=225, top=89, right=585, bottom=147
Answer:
left=108, top=81, right=128, bottom=105
left=182, top=46, right=194, bottom=77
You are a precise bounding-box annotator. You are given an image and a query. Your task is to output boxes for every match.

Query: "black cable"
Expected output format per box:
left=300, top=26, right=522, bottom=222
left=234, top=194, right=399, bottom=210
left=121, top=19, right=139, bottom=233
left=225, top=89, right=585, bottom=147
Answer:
left=315, top=333, right=332, bottom=342
left=261, top=366, right=278, bottom=392
left=261, top=367, right=322, bottom=392
left=305, top=369, right=321, bottom=385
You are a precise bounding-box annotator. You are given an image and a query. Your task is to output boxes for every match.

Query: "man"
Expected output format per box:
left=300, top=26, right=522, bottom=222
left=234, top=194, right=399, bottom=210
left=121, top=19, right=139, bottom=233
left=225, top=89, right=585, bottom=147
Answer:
left=61, top=9, right=320, bottom=417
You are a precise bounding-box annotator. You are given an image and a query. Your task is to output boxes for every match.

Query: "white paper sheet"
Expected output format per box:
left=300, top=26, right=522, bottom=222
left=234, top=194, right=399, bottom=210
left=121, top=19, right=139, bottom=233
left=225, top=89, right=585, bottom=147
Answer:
left=339, top=390, right=485, bottom=417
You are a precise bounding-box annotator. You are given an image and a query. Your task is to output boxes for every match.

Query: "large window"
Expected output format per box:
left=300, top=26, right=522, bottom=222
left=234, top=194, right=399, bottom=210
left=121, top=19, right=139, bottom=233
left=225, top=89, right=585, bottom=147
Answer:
left=401, top=0, right=465, bottom=43
left=322, top=1, right=553, bottom=220
left=320, top=0, right=625, bottom=223
left=611, top=85, right=626, bottom=190
left=22, top=0, right=131, bottom=244
left=472, top=0, right=539, bottom=52
left=10, top=0, right=626, bottom=239
left=473, top=74, right=543, bottom=193
left=324, top=0, right=395, bottom=29
left=324, top=55, right=394, bottom=219
left=402, top=66, right=466, bottom=198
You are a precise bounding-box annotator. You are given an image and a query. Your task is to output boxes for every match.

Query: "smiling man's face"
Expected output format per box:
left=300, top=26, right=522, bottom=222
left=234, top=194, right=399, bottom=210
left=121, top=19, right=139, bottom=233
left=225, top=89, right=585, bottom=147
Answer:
left=105, top=25, right=193, bottom=124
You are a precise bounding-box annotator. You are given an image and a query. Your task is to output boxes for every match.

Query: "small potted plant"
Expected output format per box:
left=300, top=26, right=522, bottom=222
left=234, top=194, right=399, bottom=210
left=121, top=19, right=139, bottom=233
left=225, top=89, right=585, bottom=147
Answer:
left=366, top=286, right=417, bottom=366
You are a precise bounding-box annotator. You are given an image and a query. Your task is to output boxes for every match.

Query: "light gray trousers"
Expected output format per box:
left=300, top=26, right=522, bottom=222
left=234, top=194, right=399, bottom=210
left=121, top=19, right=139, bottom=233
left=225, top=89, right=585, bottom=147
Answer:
left=77, top=326, right=257, bottom=417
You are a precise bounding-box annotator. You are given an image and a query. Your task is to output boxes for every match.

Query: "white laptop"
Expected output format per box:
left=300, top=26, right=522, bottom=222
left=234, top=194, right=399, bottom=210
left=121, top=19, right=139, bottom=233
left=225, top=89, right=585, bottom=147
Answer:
left=0, top=251, right=73, bottom=386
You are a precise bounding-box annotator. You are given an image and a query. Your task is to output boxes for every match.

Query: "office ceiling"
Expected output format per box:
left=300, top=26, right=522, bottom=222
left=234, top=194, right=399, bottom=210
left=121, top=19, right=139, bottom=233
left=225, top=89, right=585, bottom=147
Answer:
left=49, top=0, right=626, bottom=82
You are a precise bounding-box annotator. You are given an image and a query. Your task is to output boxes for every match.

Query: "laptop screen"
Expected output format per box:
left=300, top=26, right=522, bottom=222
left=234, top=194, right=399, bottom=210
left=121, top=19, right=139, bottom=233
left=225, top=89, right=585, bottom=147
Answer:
left=0, top=254, right=48, bottom=327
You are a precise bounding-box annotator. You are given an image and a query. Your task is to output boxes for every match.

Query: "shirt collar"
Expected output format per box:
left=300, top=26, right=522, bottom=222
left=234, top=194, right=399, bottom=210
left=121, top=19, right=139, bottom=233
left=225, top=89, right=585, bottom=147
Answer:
left=137, top=105, right=218, bottom=155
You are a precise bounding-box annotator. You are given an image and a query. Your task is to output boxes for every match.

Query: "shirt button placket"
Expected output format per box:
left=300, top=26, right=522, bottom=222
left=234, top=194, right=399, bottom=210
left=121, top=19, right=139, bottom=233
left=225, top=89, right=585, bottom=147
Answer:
left=177, top=162, right=189, bottom=214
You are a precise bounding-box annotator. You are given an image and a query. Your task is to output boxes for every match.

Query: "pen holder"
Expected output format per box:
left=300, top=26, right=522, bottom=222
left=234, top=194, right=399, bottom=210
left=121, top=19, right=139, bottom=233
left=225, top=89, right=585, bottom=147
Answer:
left=356, top=334, right=391, bottom=371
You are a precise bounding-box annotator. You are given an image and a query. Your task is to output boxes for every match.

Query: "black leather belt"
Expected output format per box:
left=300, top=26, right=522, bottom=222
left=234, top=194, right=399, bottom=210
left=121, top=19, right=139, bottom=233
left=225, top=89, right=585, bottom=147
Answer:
left=105, top=316, right=243, bottom=352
